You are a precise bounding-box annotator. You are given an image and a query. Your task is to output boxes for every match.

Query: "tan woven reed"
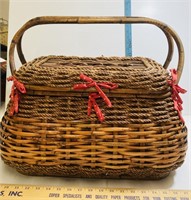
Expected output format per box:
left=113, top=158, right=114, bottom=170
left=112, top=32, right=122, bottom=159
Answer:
left=0, top=16, right=188, bottom=179
left=0, top=18, right=8, bottom=46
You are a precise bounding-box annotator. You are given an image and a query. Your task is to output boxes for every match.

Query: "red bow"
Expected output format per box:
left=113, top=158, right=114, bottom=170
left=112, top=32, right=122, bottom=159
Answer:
left=167, top=69, right=186, bottom=123
left=7, top=76, right=26, bottom=116
left=73, top=74, right=118, bottom=122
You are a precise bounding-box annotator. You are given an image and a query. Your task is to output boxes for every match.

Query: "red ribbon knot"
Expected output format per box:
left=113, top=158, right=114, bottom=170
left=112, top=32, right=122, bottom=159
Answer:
left=7, top=76, right=26, bottom=116
left=73, top=74, right=118, bottom=122
left=167, top=69, right=186, bottom=123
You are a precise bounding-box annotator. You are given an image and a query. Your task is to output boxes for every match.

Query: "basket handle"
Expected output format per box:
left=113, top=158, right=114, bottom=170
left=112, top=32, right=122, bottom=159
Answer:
left=9, top=16, right=184, bottom=83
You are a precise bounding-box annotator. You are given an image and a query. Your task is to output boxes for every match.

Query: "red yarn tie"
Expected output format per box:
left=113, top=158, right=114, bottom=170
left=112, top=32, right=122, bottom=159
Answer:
left=7, top=76, right=26, bottom=116
left=88, top=93, right=105, bottom=122
left=73, top=74, right=118, bottom=122
left=167, top=69, right=186, bottom=123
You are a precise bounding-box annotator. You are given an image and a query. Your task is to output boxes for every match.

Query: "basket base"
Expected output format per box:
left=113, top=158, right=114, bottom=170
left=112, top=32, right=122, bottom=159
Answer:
left=4, top=160, right=181, bottom=180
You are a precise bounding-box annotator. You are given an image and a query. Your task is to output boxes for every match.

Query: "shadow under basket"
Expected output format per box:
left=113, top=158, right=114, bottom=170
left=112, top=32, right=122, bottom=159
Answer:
left=0, top=16, right=188, bottom=180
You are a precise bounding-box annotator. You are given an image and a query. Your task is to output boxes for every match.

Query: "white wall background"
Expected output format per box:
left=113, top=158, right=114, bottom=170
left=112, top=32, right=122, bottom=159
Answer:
left=7, top=0, right=190, bottom=115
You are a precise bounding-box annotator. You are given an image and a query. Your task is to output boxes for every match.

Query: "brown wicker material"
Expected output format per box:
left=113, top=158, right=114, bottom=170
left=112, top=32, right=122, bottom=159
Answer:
left=0, top=18, right=8, bottom=47
left=0, top=61, right=6, bottom=102
left=0, top=16, right=188, bottom=179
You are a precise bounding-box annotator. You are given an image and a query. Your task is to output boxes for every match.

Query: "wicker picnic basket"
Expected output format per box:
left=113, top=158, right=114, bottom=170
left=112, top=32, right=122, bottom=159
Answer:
left=0, top=16, right=187, bottom=179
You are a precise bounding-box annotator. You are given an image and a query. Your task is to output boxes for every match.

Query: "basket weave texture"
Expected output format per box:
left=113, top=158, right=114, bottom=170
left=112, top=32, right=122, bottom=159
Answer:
left=1, top=55, right=187, bottom=179
left=0, top=16, right=188, bottom=180
left=12, top=56, right=174, bottom=125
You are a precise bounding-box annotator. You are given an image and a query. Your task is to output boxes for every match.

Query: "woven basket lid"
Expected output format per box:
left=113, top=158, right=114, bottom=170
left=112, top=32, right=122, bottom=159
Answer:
left=15, top=55, right=170, bottom=95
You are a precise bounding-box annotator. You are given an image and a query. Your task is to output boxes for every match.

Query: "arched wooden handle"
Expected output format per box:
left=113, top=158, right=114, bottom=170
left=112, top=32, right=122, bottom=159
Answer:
left=9, top=16, right=184, bottom=83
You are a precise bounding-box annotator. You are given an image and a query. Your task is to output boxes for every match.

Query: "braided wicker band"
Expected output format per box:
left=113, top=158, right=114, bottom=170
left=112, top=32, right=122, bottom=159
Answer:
left=2, top=160, right=182, bottom=180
